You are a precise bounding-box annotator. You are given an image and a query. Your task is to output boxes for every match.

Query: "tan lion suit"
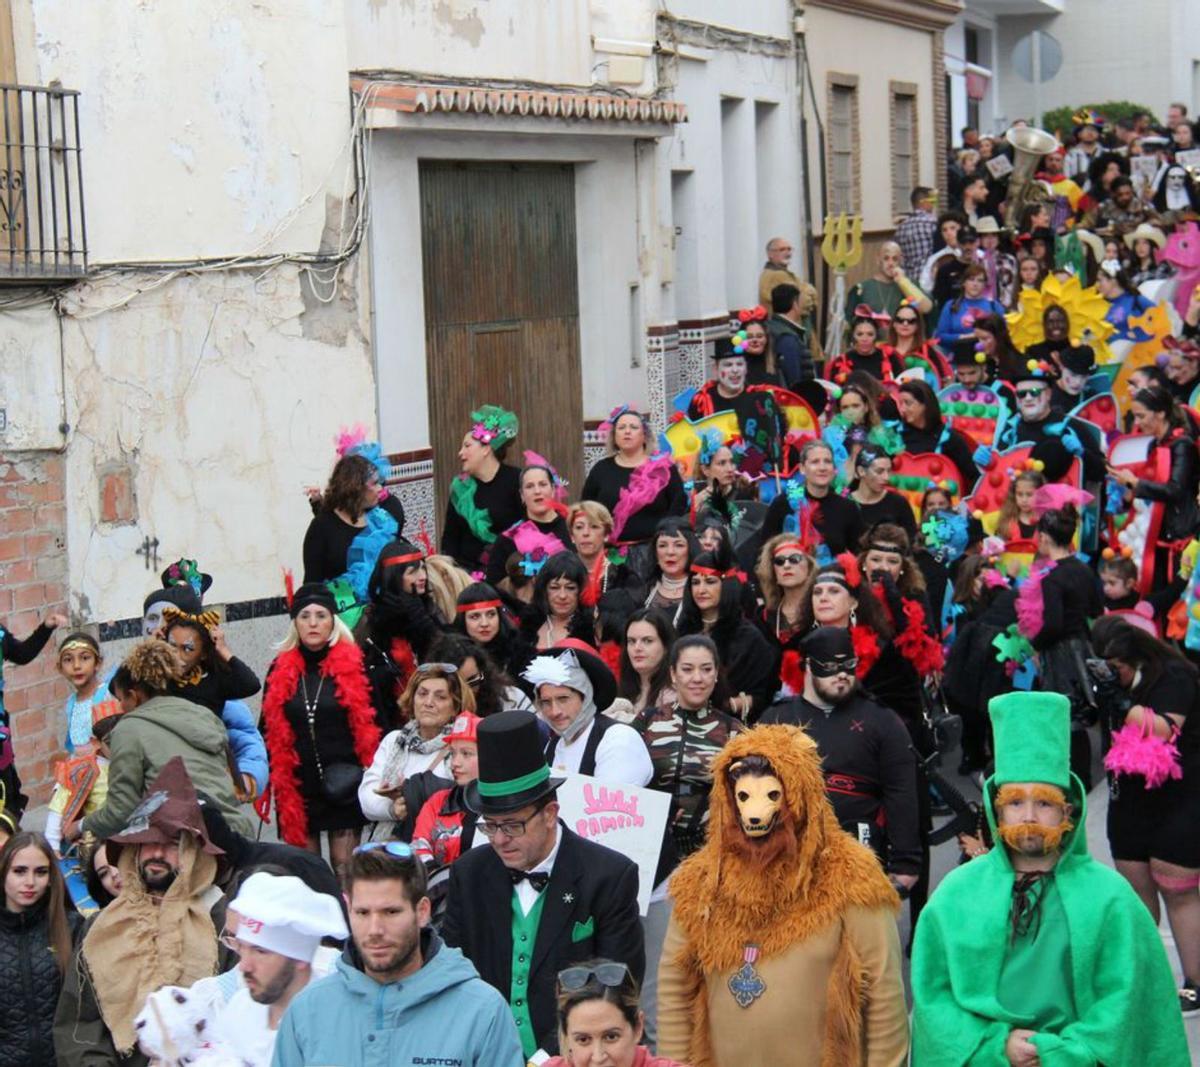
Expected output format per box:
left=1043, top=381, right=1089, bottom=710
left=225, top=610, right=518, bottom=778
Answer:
left=657, top=725, right=909, bottom=1067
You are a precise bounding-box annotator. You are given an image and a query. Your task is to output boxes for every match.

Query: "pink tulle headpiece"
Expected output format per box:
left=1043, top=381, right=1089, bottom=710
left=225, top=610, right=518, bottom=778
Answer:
left=1031, top=483, right=1093, bottom=519
left=523, top=450, right=569, bottom=502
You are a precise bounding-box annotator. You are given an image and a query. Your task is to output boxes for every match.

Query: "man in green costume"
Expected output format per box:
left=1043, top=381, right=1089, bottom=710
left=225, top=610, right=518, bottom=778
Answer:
left=911, top=691, right=1190, bottom=1065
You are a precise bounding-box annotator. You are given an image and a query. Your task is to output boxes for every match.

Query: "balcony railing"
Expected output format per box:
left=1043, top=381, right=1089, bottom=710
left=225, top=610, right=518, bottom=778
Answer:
left=0, top=84, right=87, bottom=282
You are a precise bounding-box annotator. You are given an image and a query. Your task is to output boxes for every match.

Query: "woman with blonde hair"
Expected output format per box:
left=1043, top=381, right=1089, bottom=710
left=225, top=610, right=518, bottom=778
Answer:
left=424, top=555, right=473, bottom=625
left=569, top=500, right=630, bottom=602
left=261, top=583, right=381, bottom=870
left=358, top=662, right=475, bottom=841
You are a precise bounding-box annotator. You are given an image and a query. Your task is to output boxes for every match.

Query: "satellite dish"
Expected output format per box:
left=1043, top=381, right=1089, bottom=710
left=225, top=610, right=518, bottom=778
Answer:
left=1012, top=31, right=1062, bottom=83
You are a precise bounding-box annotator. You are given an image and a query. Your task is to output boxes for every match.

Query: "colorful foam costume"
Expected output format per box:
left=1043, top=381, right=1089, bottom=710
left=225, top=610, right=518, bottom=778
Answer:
left=911, top=691, right=1190, bottom=1066
left=657, top=726, right=908, bottom=1067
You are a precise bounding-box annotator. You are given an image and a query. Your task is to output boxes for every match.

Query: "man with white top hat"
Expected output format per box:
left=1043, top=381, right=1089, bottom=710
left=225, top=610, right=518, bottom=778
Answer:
left=135, top=871, right=348, bottom=1067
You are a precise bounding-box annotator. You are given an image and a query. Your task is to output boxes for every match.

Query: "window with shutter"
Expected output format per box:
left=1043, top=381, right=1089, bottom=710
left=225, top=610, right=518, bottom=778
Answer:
left=829, top=83, right=857, bottom=214
left=892, top=93, right=917, bottom=215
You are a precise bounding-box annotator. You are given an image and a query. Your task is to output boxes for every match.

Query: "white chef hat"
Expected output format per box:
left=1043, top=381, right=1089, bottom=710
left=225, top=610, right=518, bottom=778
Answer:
left=229, top=872, right=348, bottom=963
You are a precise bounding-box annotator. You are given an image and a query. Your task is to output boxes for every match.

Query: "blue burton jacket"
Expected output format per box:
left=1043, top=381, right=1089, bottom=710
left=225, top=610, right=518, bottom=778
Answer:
left=272, top=929, right=524, bottom=1067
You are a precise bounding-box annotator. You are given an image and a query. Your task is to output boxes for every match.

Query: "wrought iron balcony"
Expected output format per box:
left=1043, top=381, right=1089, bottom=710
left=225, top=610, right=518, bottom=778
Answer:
left=0, top=84, right=87, bottom=282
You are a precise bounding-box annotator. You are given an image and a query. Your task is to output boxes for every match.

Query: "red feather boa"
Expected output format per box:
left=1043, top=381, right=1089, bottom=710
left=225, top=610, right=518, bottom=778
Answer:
left=890, top=597, right=945, bottom=675
left=388, top=636, right=417, bottom=703
left=261, top=640, right=382, bottom=847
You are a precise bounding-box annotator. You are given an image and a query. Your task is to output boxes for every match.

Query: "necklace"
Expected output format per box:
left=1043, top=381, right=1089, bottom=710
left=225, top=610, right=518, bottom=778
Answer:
left=300, top=674, right=326, bottom=718
left=660, top=574, right=687, bottom=591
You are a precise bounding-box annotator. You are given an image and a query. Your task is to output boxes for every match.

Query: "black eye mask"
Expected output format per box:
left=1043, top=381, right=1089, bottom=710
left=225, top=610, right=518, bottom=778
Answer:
left=809, top=656, right=859, bottom=678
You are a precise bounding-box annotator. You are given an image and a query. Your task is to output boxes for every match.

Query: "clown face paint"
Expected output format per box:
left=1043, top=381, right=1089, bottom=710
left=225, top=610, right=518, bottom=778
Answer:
left=1015, top=383, right=1051, bottom=422
left=716, top=357, right=747, bottom=396
left=731, top=772, right=784, bottom=838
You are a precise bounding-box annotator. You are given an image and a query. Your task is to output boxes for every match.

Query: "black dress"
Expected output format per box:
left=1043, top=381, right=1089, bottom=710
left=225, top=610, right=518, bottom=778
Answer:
left=484, top=515, right=572, bottom=587
left=282, top=646, right=369, bottom=833
left=1107, top=658, right=1200, bottom=868
left=580, top=456, right=688, bottom=544
left=855, top=490, right=917, bottom=539
left=762, top=489, right=867, bottom=556
left=440, top=464, right=523, bottom=575
left=301, top=495, right=405, bottom=584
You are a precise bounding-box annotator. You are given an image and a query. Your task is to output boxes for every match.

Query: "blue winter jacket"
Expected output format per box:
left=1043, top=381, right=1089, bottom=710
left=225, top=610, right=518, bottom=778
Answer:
left=221, top=699, right=268, bottom=796
left=272, top=929, right=524, bottom=1067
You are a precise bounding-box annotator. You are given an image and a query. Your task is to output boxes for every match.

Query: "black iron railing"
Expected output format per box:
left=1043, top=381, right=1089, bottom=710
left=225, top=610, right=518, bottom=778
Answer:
left=0, top=84, right=87, bottom=281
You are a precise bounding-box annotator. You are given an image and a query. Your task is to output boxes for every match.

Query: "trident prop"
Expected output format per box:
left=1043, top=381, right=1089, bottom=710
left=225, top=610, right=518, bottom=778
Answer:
left=821, top=213, right=863, bottom=359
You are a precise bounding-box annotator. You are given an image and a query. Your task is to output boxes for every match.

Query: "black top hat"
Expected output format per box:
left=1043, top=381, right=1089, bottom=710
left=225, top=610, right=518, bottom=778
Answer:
left=143, top=585, right=203, bottom=617
left=1059, top=344, right=1096, bottom=375
left=464, top=711, right=565, bottom=816
left=712, top=337, right=742, bottom=362
left=951, top=338, right=988, bottom=367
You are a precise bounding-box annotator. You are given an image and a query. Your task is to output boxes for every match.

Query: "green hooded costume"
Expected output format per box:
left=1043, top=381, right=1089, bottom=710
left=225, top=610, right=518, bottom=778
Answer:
left=911, top=692, right=1190, bottom=1066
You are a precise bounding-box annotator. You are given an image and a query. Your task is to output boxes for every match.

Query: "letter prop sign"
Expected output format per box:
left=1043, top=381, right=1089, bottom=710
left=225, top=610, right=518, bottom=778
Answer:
left=556, top=774, right=672, bottom=915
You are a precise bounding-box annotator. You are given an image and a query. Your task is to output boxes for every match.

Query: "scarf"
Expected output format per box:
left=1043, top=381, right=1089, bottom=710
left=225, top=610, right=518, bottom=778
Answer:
left=261, top=641, right=381, bottom=846
left=81, top=837, right=219, bottom=1055
left=378, top=720, right=452, bottom=787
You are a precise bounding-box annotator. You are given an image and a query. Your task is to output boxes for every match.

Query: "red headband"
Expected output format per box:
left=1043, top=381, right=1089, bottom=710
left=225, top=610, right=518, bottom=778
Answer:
left=773, top=542, right=807, bottom=556
left=690, top=564, right=739, bottom=579
left=382, top=551, right=424, bottom=567
left=456, top=599, right=502, bottom=613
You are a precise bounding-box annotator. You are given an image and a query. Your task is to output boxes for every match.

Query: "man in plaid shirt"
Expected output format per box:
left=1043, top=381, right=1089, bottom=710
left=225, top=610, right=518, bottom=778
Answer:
left=895, top=186, right=939, bottom=277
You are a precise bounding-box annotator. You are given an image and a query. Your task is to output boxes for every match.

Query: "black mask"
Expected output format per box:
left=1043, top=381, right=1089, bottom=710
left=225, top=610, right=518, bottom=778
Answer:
left=808, top=655, right=859, bottom=679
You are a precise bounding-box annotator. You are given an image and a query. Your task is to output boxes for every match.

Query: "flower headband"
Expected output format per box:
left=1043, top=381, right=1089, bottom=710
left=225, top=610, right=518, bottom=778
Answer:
left=469, top=405, right=520, bottom=450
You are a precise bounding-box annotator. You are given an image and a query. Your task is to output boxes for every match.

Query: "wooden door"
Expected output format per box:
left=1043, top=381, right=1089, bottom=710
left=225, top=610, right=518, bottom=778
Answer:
left=419, top=161, right=583, bottom=532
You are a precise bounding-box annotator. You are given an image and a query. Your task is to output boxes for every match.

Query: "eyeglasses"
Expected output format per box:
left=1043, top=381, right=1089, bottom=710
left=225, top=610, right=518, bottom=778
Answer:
left=773, top=554, right=806, bottom=567
left=1015, top=388, right=1045, bottom=399
left=558, top=962, right=630, bottom=992
left=353, top=841, right=417, bottom=860
left=465, top=672, right=485, bottom=688
left=477, top=813, right=541, bottom=839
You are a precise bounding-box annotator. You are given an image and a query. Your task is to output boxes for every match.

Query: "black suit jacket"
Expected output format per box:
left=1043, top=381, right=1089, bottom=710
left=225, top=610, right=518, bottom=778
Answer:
left=441, top=823, right=644, bottom=1054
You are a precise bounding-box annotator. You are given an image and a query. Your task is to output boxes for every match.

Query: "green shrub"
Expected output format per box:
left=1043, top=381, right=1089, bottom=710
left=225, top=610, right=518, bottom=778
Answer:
left=1040, top=101, right=1159, bottom=139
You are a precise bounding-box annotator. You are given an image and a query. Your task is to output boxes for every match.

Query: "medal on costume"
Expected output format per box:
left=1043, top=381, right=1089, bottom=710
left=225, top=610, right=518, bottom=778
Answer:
left=728, top=943, right=767, bottom=1007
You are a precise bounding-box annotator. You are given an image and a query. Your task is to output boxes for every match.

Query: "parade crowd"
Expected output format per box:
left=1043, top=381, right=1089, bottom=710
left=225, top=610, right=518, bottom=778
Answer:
left=3, top=106, right=1200, bottom=1066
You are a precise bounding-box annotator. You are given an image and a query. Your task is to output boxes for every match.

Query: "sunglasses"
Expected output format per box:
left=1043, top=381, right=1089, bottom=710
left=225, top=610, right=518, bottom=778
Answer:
left=353, top=841, right=417, bottom=860
left=415, top=662, right=458, bottom=675
left=894, top=316, right=919, bottom=325
left=558, top=962, right=630, bottom=992
left=773, top=554, right=806, bottom=567
left=1015, top=388, right=1045, bottom=399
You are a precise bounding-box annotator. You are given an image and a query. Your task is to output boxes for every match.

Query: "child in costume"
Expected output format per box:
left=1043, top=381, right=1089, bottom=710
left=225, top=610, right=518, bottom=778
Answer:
left=45, top=700, right=124, bottom=853
left=911, top=691, right=1190, bottom=1065
left=56, top=632, right=113, bottom=754
left=411, top=711, right=480, bottom=868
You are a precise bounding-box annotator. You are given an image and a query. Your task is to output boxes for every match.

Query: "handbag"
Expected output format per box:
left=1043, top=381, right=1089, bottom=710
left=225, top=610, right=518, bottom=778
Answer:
left=301, top=673, right=364, bottom=806
left=1103, top=707, right=1183, bottom=790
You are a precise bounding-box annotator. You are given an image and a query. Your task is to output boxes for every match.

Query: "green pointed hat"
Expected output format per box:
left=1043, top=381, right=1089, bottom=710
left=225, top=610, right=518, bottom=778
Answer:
left=988, top=691, right=1071, bottom=789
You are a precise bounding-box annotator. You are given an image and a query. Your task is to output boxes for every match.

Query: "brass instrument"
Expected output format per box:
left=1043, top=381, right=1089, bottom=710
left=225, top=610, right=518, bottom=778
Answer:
left=1004, top=126, right=1060, bottom=228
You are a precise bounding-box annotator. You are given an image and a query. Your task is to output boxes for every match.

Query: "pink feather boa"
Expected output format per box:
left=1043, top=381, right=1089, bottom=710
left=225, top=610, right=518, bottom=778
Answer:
left=611, top=454, right=673, bottom=541
left=1015, top=561, right=1052, bottom=640
left=1104, top=710, right=1183, bottom=789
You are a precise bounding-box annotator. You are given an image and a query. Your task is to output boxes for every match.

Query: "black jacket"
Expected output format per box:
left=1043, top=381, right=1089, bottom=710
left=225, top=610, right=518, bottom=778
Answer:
left=767, top=315, right=814, bottom=386
left=441, top=824, right=644, bottom=1055
left=0, top=900, right=80, bottom=1067
left=1135, top=432, right=1199, bottom=542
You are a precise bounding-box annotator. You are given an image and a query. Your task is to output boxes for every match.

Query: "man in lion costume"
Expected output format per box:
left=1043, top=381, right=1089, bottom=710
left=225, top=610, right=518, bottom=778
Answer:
left=657, top=725, right=908, bottom=1066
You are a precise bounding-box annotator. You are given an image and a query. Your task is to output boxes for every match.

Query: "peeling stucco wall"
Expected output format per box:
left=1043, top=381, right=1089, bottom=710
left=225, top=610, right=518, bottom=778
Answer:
left=54, top=261, right=375, bottom=621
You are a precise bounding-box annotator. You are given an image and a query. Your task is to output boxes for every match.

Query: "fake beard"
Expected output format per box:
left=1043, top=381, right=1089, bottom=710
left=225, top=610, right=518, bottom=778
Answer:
left=997, top=820, right=1073, bottom=853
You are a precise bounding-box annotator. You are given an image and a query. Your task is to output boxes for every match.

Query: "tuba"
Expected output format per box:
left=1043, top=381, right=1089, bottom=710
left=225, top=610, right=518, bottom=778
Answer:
left=1003, top=126, right=1060, bottom=228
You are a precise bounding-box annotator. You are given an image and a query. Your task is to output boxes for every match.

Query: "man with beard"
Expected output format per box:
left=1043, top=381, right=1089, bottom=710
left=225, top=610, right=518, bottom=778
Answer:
left=134, top=872, right=348, bottom=1066
left=55, top=758, right=231, bottom=1067
left=911, top=692, right=1190, bottom=1066
left=274, top=842, right=523, bottom=1065
left=762, top=626, right=920, bottom=893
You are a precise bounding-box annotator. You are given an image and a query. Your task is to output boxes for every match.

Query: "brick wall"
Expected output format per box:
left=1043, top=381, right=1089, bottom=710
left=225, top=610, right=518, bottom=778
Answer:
left=0, top=452, right=69, bottom=807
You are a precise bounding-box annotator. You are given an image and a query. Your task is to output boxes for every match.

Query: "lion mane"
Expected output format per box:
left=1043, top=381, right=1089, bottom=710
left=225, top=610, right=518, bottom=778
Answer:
left=666, top=725, right=899, bottom=1067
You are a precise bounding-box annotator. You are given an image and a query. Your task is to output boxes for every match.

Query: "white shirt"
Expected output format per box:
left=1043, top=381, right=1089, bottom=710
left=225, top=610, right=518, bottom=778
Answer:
left=515, top=826, right=561, bottom=917
left=548, top=720, right=653, bottom=788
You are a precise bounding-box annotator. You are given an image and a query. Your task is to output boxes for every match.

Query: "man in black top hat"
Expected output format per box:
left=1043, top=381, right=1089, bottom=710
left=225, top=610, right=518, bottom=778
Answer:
left=441, top=711, right=644, bottom=1059
left=762, top=626, right=921, bottom=891
left=950, top=336, right=990, bottom=389
left=1050, top=344, right=1099, bottom=414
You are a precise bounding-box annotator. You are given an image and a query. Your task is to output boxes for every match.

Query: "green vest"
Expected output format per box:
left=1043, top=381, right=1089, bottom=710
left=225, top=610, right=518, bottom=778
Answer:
left=510, top=890, right=547, bottom=1057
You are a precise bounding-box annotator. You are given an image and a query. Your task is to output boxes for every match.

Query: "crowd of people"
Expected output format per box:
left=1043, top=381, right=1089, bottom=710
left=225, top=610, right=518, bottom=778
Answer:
left=1, top=106, right=1199, bottom=1066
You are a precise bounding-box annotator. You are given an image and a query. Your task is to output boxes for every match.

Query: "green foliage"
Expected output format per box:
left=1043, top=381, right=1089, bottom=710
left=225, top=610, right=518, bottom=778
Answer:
left=1040, top=101, right=1159, bottom=139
